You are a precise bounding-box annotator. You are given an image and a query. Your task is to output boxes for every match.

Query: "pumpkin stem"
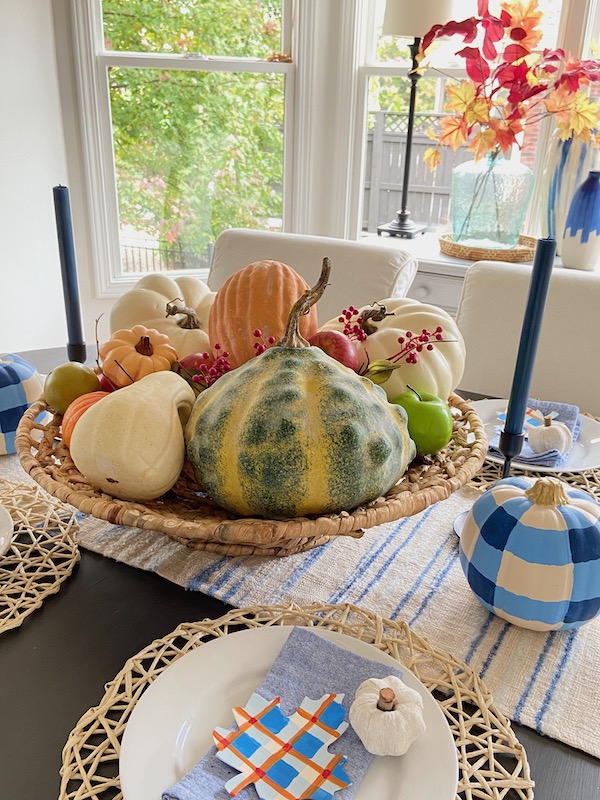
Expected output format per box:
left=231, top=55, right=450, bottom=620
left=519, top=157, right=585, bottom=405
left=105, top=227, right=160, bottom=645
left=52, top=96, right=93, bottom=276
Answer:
left=543, top=414, right=553, bottom=427
left=525, top=476, right=570, bottom=507
left=359, top=304, right=395, bottom=335
left=135, top=335, right=154, bottom=357
left=278, top=257, right=331, bottom=348
left=165, top=299, right=201, bottom=330
left=376, top=688, right=396, bottom=711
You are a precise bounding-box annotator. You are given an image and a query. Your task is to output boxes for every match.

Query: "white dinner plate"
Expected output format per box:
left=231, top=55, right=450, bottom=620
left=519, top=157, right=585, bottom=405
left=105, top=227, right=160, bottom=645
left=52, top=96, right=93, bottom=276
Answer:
left=120, top=626, right=458, bottom=800
left=470, top=398, right=600, bottom=474
left=0, top=504, right=14, bottom=558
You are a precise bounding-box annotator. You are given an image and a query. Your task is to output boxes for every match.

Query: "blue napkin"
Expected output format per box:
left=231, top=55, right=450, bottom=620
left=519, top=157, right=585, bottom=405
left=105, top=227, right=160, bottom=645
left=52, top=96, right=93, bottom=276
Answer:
left=489, top=399, right=581, bottom=468
left=162, top=626, right=403, bottom=800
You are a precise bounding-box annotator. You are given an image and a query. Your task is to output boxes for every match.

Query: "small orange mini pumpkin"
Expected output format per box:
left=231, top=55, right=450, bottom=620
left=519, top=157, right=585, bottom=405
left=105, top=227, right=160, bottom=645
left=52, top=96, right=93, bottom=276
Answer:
left=99, top=325, right=178, bottom=388
left=208, top=260, right=319, bottom=369
left=61, top=391, right=110, bottom=447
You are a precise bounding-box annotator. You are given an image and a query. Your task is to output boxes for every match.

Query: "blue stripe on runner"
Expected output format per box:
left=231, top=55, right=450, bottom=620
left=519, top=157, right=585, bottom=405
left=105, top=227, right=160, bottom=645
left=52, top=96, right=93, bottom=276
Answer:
left=534, top=629, right=578, bottom=732
left=391, top=521, right=451, bottom=618
left=464, top=612, right=496, bottom=664
left=329, top=514, right=418, bottom=605
left=271, top=539, right=335, bottom=602
left=479, top=621, right=510, bottom=678
left=202, top=556, right=254, bottom=599
left=186, top=556, right=228, bottom=591
left=350, top=512, right=434, bottom=606
left=409, top=546, right=458, bottom=627
left=513, top=631, right=558, bottom=724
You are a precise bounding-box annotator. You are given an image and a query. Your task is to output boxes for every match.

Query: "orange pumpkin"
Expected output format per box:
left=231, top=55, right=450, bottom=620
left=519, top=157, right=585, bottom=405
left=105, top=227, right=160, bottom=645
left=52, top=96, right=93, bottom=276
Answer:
left=208, top=260, right=319, bottom=369
left=99, top=325, right=178, bottom=388
left=61, top=391, right=109, bottom=447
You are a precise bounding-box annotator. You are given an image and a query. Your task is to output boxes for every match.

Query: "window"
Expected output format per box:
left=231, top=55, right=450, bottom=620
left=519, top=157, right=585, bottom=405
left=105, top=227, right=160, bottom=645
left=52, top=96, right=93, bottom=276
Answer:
left=73, top=0, right=292, bottom=293
left=71, top=1, right=599, bottom=295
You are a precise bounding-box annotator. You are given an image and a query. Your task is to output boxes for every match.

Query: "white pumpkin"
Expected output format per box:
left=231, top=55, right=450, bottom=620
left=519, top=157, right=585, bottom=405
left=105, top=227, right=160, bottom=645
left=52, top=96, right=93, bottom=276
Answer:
left=528, top=415, right=573, bottom=454
left=320, top=297, right=466, bottom=401
left=109, top=273, right=215, bottom=358
left=349, top=675, right=426, bottom=756
left=70, top=371, right=195, bottom=501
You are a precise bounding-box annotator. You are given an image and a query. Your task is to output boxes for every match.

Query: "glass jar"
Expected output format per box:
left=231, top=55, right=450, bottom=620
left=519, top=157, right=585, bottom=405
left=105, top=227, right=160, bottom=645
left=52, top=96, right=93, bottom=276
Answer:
left=450, top=151, right=534, bottom=249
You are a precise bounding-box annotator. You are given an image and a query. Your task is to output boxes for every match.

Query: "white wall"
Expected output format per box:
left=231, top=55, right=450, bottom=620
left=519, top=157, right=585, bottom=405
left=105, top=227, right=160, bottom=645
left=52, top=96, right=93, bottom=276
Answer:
left=0, top=0, right=112, bottom=354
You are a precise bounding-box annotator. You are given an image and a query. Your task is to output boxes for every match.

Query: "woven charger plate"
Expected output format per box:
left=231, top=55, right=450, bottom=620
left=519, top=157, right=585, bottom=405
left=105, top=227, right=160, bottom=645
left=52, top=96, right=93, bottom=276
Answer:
left=0, top=479, right=79, bottom=634
left=439, top=234, right=536, bottom=263
left=15, top=393, right=487, bottom=557
left=59, top=603, right=534, bottom=800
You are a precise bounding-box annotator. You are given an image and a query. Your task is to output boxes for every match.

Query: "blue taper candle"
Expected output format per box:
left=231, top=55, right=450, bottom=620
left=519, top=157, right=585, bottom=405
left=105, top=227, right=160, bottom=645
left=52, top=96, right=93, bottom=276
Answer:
left=53, top=185, right=86, bottom=363
left=499, top=236, right=557, bottom=476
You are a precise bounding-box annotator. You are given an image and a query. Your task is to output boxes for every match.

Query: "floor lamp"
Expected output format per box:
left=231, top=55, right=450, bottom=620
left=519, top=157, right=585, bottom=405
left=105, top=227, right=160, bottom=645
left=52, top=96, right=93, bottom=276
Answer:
left=377, top=0, right=457, bottom=238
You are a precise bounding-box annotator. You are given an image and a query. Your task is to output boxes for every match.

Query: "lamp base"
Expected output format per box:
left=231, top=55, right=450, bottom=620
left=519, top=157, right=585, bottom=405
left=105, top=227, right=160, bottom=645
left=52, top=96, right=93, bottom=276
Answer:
left=377, top=211, right=427, bottom=238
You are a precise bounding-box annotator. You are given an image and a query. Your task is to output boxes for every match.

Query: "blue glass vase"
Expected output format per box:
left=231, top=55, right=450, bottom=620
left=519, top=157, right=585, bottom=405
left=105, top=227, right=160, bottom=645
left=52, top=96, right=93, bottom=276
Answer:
left=561, top=170, right=600, bottom=271
left=450, top=151, right=533, bottom=248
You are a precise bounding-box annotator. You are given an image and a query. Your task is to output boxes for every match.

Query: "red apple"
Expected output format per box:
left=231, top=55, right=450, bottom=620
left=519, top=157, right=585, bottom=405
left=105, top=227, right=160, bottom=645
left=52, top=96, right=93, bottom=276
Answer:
left=178, top=352, right=213, bottom=371
left=97, top=372, right=118, bottom=392
left=308, top=330, right=359, bottom=371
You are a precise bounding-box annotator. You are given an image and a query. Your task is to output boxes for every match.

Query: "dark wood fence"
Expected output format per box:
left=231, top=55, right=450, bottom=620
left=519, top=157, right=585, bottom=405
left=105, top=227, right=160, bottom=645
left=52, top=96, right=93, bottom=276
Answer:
left=363, top=110, right=471, bottom=233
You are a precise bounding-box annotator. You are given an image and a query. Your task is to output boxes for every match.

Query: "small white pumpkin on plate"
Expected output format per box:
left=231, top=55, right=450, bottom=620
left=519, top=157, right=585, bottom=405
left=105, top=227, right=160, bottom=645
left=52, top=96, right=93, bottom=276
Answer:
left=528, top=414, right=573, bottom=454
left=349, top=675, right=426, bottom=756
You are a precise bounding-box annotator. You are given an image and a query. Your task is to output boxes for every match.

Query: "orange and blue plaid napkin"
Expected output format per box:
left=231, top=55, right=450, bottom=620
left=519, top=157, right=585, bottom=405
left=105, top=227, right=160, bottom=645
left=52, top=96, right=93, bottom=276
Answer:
left=162, top=626, right=403, bottom=800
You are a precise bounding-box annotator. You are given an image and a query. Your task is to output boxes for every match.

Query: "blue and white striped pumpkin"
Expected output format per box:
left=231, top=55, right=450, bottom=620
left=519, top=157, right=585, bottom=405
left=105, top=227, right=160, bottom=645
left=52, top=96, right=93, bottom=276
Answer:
left=0, top=354, right=45, bottom=455
left=459, top=476, right=600, bottom=631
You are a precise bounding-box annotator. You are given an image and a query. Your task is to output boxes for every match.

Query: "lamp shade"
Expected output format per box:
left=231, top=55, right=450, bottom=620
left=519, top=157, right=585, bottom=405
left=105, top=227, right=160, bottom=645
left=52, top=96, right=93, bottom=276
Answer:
left=382, top=0, right=465, bottom=37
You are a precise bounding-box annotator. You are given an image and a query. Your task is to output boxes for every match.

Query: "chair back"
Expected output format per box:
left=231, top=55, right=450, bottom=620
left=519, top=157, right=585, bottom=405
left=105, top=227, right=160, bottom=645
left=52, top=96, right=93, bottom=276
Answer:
left=455, top=260, right=600, bottom=415
left=207, top=228, right=418, bottom=324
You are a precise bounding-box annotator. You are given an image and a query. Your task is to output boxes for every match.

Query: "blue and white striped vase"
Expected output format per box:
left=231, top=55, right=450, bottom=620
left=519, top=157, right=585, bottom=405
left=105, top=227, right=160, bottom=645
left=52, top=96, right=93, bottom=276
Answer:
left=561, top=170, right=600, bottom=271
left=539, top=131, right=600, bottom=255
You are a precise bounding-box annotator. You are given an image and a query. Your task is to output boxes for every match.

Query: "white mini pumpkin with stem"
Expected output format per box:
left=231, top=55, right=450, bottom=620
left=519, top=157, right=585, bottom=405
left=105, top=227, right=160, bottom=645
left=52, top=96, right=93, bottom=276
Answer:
left=349, top=675, right=426, bottom=756
left=109, top=273, right=215, bottom=359
left=319, top=297, right=466, bottom=401
left=528, top=415, right=573, bottom=454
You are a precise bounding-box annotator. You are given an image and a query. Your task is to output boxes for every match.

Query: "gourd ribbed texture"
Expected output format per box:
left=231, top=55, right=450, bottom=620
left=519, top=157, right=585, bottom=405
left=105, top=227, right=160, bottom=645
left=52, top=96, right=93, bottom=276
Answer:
left=208, top=260, right=319, bottom=369
left=185, top=346, right=415, bottom=519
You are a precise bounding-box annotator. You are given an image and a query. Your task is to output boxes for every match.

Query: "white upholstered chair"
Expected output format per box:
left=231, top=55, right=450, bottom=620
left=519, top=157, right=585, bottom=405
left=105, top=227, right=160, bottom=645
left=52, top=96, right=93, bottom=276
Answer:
left=455, top=260, right=600, bottom=415
left=207, top=228, right=418, bottom=324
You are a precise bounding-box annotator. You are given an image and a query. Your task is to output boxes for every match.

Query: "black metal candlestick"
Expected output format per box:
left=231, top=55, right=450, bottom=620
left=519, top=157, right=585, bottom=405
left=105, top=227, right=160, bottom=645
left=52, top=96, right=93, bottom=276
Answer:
left=377, top=37, right=427, bottom=238
left=499, top=237, right=557, bottom=477
left=53, top=185, right=87, bottom=363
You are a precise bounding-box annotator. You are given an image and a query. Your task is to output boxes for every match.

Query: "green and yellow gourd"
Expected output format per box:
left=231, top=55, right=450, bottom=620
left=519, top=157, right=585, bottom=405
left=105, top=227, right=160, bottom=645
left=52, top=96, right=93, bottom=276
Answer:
left=186, top=259, right=416, bottom=519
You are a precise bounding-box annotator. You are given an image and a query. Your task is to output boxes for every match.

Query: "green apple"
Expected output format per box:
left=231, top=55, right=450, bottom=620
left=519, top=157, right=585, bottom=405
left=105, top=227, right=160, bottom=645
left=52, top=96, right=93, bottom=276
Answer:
left=391, top=385, right=453, bottom=456
left=44, top=362, right=102, bottom=414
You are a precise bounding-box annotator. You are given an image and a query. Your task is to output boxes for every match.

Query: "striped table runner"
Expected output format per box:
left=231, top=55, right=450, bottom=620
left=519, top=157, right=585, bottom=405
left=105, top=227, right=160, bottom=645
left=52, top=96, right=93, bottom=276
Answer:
left=2, top=454, right=599, bottom=759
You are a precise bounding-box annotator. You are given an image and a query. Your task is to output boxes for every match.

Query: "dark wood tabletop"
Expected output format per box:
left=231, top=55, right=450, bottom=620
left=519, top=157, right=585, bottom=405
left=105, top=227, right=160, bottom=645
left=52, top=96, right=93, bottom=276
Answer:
left=2, top=347, right=599, bottom=799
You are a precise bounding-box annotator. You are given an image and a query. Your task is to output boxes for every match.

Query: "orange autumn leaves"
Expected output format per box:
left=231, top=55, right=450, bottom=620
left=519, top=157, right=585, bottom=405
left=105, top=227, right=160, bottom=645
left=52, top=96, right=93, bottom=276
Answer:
left=421, top=0, right=600, bottom=168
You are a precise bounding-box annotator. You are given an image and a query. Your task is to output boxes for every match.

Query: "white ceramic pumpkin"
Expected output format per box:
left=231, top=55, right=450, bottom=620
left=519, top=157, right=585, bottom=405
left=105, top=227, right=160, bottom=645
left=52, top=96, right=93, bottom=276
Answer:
left=319, top=297, right=466, bottom=400
left=349, top=675, right=426, bottom=756
left=109, top=273, right=215, bottom=359
left=0, top=354, right=46, bottom=455
left=527, top=415, right=572, bottom=454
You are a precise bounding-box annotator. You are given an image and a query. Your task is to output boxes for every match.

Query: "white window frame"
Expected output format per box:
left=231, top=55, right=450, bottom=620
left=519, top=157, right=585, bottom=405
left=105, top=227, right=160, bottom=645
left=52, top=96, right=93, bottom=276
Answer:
left=71, top=0, right=295, bottom=297
left=70, top=0, right=600, bottom=299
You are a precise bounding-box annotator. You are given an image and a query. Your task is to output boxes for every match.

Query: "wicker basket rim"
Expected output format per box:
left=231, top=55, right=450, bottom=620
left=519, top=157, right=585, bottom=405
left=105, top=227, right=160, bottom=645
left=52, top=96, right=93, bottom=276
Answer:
left=438, top=233, right=536, bottom=263
left=15, top=393, right=487, bottom=556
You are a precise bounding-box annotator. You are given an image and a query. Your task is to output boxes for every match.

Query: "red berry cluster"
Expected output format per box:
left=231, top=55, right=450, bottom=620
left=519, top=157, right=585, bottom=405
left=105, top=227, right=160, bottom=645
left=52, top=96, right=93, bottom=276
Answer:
left=337, top=307, right=368, bottom=342
left=388, top=327, right=444, bottom=365
left=253, top=328, right=277, bottom=355
left=191, top=343, right=232, bottom=388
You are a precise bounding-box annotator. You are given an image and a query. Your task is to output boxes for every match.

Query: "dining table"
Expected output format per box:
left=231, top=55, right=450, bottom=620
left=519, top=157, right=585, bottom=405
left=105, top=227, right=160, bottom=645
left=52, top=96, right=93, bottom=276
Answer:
left=1, top=346, right=600, bottom=800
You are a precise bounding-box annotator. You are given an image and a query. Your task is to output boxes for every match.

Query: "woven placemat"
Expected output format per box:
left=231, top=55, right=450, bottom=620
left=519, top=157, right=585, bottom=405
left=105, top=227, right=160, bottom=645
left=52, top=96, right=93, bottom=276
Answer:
left=0, top=479, right=79, bottom=634
left=59, top=603, right=534, bottom=800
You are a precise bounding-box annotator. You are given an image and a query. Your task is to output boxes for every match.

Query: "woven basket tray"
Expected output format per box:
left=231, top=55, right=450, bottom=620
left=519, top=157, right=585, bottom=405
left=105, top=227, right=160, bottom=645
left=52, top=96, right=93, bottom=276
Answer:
left=439, top=233, right=536, bottom=262
left=15, top=393, right=487, bottom=557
